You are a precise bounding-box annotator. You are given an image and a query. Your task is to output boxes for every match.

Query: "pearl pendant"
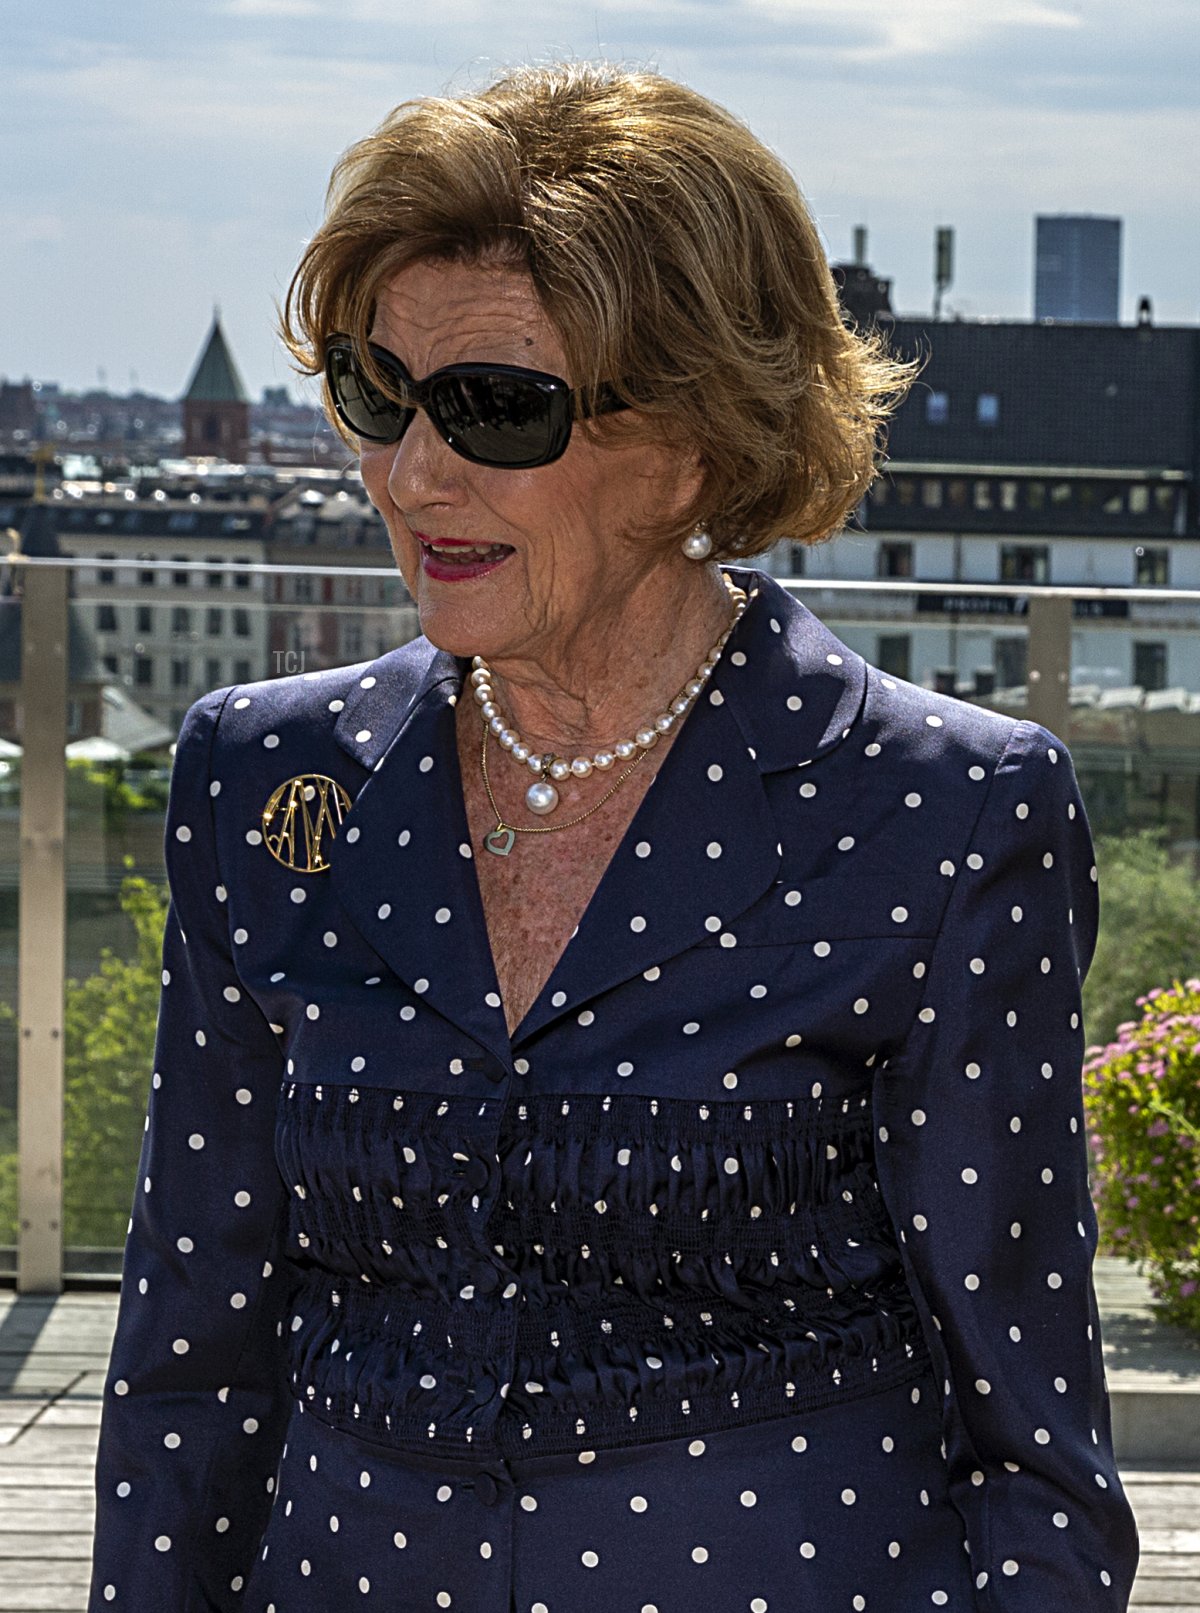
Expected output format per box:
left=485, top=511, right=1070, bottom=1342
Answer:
left=526, top=779, right=560, bottom=815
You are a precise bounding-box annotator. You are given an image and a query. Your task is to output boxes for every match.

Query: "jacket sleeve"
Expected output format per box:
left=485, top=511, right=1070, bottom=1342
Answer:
left=872, top=718, right=1140, bottom=1608
left=89, top=687, right=292, bottom=1612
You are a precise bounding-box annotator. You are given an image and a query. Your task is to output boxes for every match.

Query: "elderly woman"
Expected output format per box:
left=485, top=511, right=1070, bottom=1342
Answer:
left=89, top=62, right=1138, bottom=1613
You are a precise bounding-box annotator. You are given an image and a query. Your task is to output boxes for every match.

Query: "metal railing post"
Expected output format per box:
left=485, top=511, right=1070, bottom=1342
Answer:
left=1026, top=594, right=1072, bottom=741
left=16, top=561, right=67, bottom=1292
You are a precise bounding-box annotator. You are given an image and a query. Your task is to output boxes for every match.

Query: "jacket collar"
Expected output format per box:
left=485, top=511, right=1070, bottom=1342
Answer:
left=325, top=566, right=866, bottom=1054
left=329, top=566, right=866, bottom=778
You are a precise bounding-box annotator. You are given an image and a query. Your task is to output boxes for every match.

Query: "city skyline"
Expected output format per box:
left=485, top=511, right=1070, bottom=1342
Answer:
left=4, top=0, right=1198, bottom=398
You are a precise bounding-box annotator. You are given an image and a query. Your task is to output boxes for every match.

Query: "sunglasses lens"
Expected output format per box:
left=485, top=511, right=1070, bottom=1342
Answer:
left=433, top=373, right=561, bottom=467
left=327, top=346, right=409, bottom=442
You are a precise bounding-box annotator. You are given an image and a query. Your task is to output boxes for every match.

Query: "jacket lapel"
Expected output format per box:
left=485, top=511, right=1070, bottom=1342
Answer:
left=325, top=640, right=512, bottom=1070
left=510, top=568, right=868, bottom=1043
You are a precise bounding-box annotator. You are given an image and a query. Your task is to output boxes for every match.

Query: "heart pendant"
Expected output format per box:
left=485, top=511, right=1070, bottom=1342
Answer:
left=484, top=826, right=516, bottom=857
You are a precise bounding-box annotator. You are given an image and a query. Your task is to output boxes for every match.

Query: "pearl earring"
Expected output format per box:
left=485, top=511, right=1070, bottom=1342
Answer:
left=682, top=527, right=713, bottom=561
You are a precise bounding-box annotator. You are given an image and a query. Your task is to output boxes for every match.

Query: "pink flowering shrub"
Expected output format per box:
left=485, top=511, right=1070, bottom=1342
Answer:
left=1083, top=978, right=1200, bottom=1332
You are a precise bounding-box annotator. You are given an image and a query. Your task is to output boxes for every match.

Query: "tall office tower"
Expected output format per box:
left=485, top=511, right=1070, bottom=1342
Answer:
left=1034, top=214, right=1121, bottom=322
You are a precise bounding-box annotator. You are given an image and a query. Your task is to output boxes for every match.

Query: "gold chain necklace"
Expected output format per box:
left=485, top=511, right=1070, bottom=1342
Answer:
left=478, top=724, right=649, bottom=857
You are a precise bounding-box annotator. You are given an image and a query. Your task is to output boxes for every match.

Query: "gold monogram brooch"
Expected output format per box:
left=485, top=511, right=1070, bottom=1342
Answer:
left=261, top=774, right=352, bottom=873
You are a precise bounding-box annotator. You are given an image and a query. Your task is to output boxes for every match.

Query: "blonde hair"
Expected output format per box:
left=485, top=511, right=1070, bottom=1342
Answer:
left=280, top=61, right=917, bottom=558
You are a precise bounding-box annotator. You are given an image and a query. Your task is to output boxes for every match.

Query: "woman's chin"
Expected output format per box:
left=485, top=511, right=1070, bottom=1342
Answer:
left=413, top=580, right=523, bottom=662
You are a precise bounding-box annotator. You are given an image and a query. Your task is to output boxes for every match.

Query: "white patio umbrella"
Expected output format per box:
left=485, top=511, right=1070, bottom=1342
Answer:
left=65, top=736, right=132, bottom=762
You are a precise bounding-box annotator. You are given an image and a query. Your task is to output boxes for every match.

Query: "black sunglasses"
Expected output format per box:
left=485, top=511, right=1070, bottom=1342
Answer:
left=324, top=335, right=629, bottom=469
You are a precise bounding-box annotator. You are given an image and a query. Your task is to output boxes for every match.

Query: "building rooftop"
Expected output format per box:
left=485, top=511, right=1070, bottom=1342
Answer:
left=182, top=316, right=249, bottom=406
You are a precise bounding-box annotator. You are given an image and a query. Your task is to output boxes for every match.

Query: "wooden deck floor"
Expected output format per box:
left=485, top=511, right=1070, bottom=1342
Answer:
left=0, top=1267, right=1196, bottom=1611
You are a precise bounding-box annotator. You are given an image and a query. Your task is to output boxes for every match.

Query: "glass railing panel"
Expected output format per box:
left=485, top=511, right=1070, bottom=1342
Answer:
left=52, top=564, right=420, bottom=1278
left=4, top=559, right=1199, bottom=1280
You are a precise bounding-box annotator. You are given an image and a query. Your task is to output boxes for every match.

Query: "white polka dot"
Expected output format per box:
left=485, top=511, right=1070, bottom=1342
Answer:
left=799, top=1541, right=816, bottom=1558
left=707, top=765, right=723, bottom=782
left=740, top=1490, right=757, bottom=1507
left=706, top=841, right=722, bottom=859
left=904, top=792, right=922, bottom=808
left=841, top=1488, right=856, bottom=1505
left=692, top=1545, right=710, bottom=1562
left=435, top=907, right=451, bottom=924
left=891, top=906, right=908, bottom=923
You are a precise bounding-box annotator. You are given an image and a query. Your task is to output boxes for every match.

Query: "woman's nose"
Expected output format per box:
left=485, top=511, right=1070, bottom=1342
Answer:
left=386, top=407, right=464, bottom=505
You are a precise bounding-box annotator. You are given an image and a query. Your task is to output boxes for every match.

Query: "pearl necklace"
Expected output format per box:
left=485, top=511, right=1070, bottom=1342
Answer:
left=469, top=573, right=748, bottom=821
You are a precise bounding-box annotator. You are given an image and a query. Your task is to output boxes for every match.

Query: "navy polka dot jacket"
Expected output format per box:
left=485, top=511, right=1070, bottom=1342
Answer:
left=88, top=567, right=1139, bottom=1610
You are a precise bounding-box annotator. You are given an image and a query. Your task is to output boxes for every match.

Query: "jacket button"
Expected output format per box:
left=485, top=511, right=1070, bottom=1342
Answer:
left=472, top=1266, right=501, bottom=1296
left=474, top=1471, right=501, bottom=1506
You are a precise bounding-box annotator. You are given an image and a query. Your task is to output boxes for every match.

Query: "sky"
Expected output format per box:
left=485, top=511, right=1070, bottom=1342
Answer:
left=3, top=0, right=1197, bottom=402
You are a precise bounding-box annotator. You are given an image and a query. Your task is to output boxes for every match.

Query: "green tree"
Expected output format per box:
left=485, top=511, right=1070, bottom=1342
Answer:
left=0, top=867, right=166, bottom=1248
left=1084, top=829, right=1200, bottom=1054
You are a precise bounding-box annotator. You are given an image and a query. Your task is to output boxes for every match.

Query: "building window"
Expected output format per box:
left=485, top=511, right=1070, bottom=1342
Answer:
left=171, top=657, right=190, bottom=689
left=206, top=558, right=224, bottom=588
left=96, top=603, right=117, bottom=632
left=136, top=604, right=153, bottom=633
left=1155, top=485, right=1177, bottom=516
left=995, top=638, right=1028, bottom=689
left=877, top=634, right=911, bottom=680
left=172, top=555, right=191, bottom=587
left=98, top=553, right=116, bottom=585
left=947, top=479, right=968, bottom=509
left=921, top=479, right=942, bottom=509
left=788, top=543, right=806, bottom=576
left=1134, top=546, right=1169, bottom=587
left=233, top=555, right=252, bottom=588
left=341, top=619, right=364, bottom=658
left=1129, top=485, right=1150, bottom=515
left=172, top=606, right=192, bottom=635
left=925, top=390, right=949, bottom=424
left=973, top=480, right=993, bottom=511
left=877, top=541, right=913, bottom=579
left=134, top=656, right=153, bottom=687
left=1000, top=544, right=1049, bottom=583
left=976, top=392, right=1000, bottom=426
left=138, top=565, right=155, bottom=586
left=1134, top=641, right=1167, bottom=691
left=167, top=512, right=197, bottom=533
left=102, top=653, right=119, bottom=675
left=1050, top=482, right=1073, bottom=506
left=206, top=607, right=224, bottom=635
left=293, top=574, right=314, bottom=602
left=233, top=608, right=251, bottom=637
left=869, top=478, right=889, bottom=506
left=206, top=657, right=222, bottom=687
left=999, top=480, right=1019, bottom=511
left=234, top=658, right=252, bottom=683
left=1026, top=481, right=1046, bottom=510
left=895, top=478, right=916, bottom=506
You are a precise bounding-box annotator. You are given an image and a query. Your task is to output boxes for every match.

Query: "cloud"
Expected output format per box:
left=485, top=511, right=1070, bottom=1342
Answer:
left=218, top=0, right=323, bottom=13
